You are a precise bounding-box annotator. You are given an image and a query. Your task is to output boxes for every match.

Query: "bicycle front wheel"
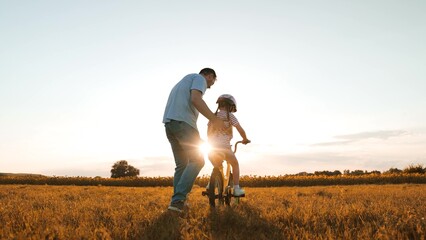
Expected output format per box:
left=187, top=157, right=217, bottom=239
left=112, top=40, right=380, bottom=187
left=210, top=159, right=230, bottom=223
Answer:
left=208, top=168, right=224, bottom=207
left=225, top=172, right=233, bottom=206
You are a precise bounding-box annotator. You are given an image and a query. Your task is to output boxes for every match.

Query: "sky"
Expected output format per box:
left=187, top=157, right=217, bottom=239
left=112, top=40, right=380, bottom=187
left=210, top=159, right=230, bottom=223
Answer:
left=1, top=0, right=425, bottom=177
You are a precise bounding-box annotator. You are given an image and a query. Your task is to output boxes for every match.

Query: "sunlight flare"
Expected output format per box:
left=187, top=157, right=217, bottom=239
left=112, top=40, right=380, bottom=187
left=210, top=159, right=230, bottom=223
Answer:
left=199, top=142, right=212, bottom=156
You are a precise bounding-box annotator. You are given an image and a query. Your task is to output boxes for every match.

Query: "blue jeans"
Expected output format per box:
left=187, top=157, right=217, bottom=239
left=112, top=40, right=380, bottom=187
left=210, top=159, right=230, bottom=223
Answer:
left=165, top=120, right=205, bottom=203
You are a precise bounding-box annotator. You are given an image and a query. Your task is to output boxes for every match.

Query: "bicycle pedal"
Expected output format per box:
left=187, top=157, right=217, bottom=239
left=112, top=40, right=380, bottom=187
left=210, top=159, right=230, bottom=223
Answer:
left=233, top=194, right=245, bottom=198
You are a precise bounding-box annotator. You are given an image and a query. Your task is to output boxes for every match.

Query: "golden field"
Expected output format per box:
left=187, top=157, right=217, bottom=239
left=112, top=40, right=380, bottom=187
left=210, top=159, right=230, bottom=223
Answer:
left=0, top=184, right=425, bottom=239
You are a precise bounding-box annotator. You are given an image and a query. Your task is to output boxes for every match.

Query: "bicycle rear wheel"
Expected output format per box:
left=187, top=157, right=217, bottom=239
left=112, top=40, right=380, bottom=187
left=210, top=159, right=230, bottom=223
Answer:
left=208, top=168, right=224, bottom=207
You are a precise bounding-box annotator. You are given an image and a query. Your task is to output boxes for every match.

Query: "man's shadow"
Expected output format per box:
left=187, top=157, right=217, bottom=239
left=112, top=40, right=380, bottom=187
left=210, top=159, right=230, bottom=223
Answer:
left=141, top=210, right=182, bottom=240
left=141, top=203, right=284, bottom=239
left=207, top=202, right=284, bottom=239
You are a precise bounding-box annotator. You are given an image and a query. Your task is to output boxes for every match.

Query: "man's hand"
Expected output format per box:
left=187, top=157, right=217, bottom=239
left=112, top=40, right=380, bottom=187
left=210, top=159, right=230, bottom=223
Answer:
left=191, top=90, right=222, bottom=124
left=242, top=139, right=251, bottom=145
left=209, top=117, right=225, bottom=131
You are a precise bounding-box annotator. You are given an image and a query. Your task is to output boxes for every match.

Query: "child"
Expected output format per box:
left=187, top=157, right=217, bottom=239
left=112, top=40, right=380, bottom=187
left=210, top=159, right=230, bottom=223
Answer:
left=207, top=94, right=250, bottom=196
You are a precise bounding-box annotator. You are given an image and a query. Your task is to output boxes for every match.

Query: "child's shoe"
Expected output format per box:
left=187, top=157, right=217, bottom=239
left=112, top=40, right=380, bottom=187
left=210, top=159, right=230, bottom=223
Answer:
left=233, top=187, right=245, bottom=197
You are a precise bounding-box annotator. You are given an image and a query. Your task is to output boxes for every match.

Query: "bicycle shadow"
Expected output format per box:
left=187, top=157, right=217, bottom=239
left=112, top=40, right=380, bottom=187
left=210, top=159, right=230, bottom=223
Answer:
left=207, top=202, right=285, bottom=239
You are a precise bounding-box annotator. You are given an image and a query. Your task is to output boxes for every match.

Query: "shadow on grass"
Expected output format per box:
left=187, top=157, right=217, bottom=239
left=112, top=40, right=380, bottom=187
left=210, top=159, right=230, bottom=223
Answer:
left=207, top=203, right=284, bottom=239
left=140, top=202, right=284, bottom=239
left=141, top=210, right=182, bottom=240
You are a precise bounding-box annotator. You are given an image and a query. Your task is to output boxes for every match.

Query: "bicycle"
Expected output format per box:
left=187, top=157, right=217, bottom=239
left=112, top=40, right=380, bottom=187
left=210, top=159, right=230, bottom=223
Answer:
left=202, top=140, right=250, bottom=207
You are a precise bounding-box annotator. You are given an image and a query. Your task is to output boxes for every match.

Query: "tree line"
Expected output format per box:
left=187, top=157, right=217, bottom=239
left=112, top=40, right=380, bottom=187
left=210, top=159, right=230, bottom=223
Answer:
left=111, top=160, right=425, bottom=178
left=294, top=164, right=425, bottom=177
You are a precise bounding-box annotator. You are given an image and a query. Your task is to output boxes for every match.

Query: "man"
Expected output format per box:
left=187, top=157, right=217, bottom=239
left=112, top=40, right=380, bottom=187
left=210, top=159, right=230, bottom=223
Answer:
left=163, top=68, right=224, bottom=213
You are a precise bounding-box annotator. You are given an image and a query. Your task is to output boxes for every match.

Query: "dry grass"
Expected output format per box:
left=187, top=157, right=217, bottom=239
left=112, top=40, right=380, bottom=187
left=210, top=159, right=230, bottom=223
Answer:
left=1, top=173, right=426, bottom=187
left=0, top=184, right=425, bottom=239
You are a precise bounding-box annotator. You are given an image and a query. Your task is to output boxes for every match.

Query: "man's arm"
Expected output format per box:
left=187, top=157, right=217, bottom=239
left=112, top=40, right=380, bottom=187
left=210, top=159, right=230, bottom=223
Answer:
left=191, top=90, right=216, bottom=120
left=191, top=90, right=224, bottom=129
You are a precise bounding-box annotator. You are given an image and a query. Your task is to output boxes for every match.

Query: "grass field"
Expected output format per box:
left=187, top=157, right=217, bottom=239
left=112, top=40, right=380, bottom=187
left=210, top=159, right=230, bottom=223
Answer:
left=0, top=184, right=425, bottom=239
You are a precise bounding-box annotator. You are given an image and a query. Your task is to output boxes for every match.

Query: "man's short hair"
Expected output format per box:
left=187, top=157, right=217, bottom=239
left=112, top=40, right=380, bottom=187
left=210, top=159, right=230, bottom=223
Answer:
left=199, top=68, right=216, bottom=78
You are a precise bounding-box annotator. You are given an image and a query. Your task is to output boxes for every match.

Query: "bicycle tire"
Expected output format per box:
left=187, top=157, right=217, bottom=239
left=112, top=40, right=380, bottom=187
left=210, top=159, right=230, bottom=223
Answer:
left=225, top=172, right=233, bottom=205
left=208, top=168, right=224, bottom=207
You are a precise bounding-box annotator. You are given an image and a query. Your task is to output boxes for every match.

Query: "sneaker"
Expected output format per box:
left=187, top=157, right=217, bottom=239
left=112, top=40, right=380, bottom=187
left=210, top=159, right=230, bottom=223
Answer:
left=233, top=187, right=245, bottom=197
left=168, top=200, right=185, bottom=213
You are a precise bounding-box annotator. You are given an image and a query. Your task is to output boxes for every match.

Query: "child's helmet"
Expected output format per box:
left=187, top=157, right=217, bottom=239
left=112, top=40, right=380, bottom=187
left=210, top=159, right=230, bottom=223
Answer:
left=216, top=94, right=237, bottom=112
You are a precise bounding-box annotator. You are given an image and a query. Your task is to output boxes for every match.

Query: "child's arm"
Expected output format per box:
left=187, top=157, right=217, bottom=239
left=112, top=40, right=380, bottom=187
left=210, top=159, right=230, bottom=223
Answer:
left=235, top=124, right=250, bottom=144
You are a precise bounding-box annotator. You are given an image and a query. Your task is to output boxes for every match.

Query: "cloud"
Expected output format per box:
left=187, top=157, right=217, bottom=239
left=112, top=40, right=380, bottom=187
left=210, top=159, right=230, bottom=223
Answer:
left=311, top=140, right=355, bottom=147
left=242, top=151, right=426, bottom=176
left=312, top=130, right=409, bottom=147
left=34, top=129, right=425, bottom=177
left=138, top=156, right=175, bottom=177
left=335, top=130, right=408, bottom=141
left=240, top=152, right=353, bottom=176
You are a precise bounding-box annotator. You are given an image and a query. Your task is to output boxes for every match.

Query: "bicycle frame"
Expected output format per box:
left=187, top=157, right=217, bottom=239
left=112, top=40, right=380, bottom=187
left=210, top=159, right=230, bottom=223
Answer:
left=202, top=141, right=245, bottom=206
left=220, top=141, right=241, bottom=196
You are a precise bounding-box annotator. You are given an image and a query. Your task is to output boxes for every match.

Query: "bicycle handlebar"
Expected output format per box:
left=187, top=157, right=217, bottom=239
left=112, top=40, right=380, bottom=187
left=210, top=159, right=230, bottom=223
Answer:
left=233, top=140, right=251, bottom=153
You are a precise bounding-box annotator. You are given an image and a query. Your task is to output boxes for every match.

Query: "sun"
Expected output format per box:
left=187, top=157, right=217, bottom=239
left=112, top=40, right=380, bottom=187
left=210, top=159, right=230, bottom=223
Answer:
left=199, top=142, right=212, bottom=156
